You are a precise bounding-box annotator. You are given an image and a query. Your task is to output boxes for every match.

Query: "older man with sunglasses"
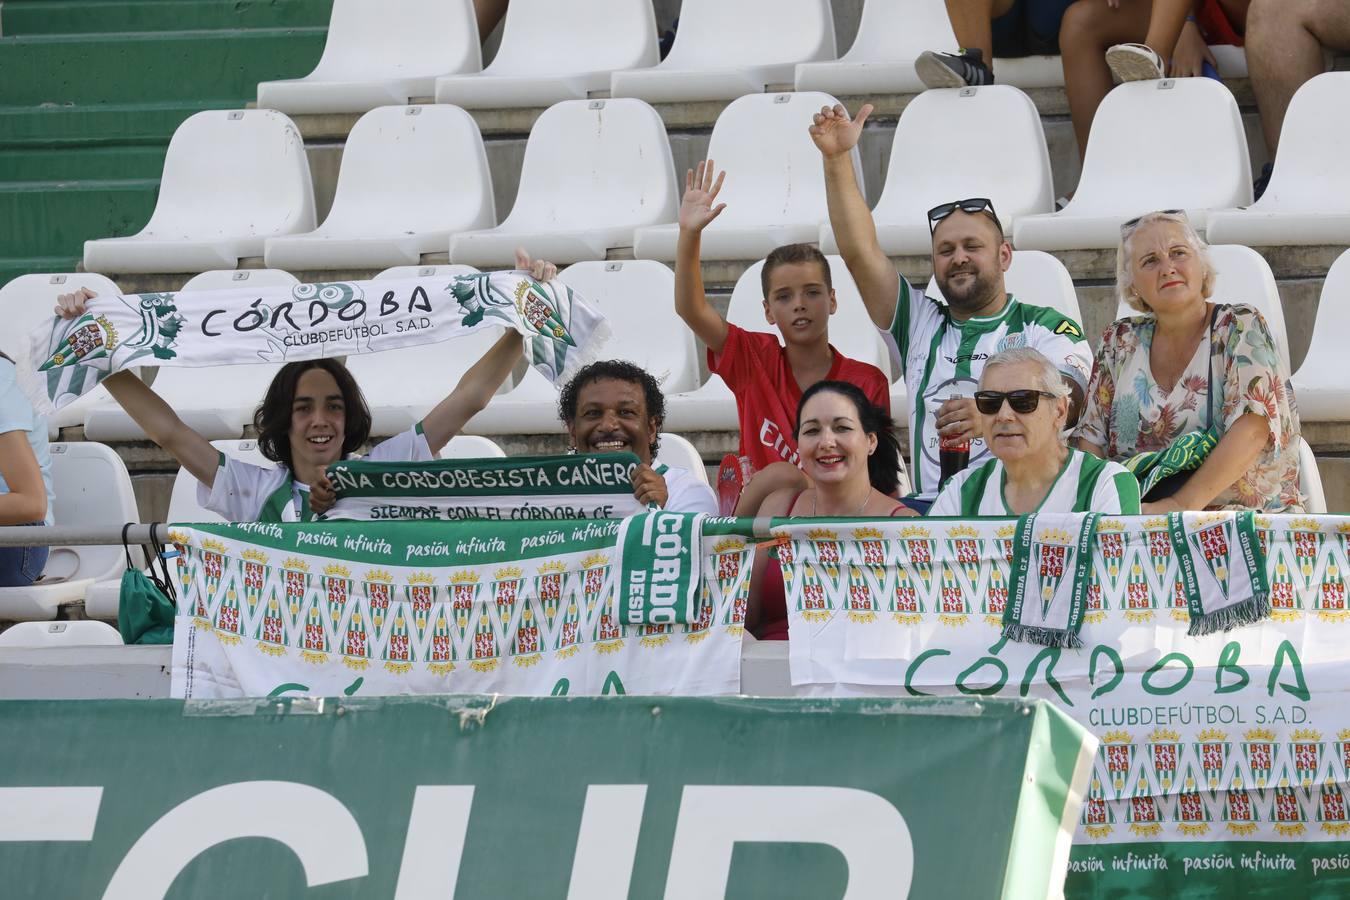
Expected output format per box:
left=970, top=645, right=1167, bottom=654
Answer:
left=810, top=104, right=1094, bottom=512
left=930, top=348, right=1141, bottom=516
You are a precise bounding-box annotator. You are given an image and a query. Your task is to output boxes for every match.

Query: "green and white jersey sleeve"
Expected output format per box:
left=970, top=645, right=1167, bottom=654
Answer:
left=199, top=423, right=434, bottom=523
left=882, top=277, right=1094, bottom=500
left=929, top=448, right=1141, bottom=517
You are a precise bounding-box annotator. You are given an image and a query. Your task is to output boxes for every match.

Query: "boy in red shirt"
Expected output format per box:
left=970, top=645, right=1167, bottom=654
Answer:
left=674, top=159, right=892, bottom=513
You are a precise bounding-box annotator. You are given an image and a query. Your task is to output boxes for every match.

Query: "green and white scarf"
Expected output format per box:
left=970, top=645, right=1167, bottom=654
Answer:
left=1169, top=510, right=1269, bottom=634
left=615, top=511, right=706, bottom=625
left=23, top=271, right=608, bottom=413
left=1004, top=512, right=1101, bottom=648
left=1002, top=510, right=1270, bottom=646
left=1122, top=429, right=1219, bottom=498
left=325, top=454, right=646, bottom=522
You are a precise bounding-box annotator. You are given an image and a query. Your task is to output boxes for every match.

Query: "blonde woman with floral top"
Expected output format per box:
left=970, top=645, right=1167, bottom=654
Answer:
left=1075, top=210, right=1304, bottom=514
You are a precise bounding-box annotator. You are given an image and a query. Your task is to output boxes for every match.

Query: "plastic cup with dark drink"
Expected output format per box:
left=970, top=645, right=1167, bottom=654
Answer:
left=937, top=386, right=974, bottom=489
left=939, top=434, right=970, bottom=489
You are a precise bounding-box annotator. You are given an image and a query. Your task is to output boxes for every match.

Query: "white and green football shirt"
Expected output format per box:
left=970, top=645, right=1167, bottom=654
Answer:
left=884, top=279, right=1094, bottom=499
left=199, top=424, right=433, bottom=523
left=929, top=447, right=1141, bottom=517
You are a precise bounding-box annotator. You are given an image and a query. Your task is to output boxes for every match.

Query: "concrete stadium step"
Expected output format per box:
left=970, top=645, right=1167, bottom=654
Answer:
left=0, top=28, right=326, bottom=106
left=0, top=178, right=159, bottom=260
left=0, top=145, right=168, bottom=183
left=0, top=0, right=332, bottom=36
left=0, top=100, right=240, bottom=149
left=0, top=256, right=82, bottom=290
left=0, top=1, right=328, bottom=283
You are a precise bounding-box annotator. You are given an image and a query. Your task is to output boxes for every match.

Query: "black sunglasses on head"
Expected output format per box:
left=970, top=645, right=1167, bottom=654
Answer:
left=1120, top=208, right=1186, bottom=235
left=974, top=389, right=1058, bottom=415
left=927, top=197, right=1000, bottom=234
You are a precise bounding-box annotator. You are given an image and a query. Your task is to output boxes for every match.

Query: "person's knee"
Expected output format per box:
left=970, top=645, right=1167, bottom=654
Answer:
left=1057, top=0, right=1107, bottom=48
left=1246, top=0, right=1296, bottom=48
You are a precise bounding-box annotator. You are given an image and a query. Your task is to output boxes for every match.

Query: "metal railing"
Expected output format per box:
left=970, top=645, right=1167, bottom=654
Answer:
left=0, top=524, right=165, bottom=547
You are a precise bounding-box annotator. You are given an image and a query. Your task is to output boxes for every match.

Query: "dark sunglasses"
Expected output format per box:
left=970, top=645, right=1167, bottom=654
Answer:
left=928, top=197, right=1000, bottom=234
left=974, top=390, right=1059, bottom=415
left=1120, top=208, right=1185, bottom=235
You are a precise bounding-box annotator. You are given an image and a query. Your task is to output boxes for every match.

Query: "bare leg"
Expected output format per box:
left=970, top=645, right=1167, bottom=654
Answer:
left=1060, top=0, right=1153, bottom=162
left=733, top=462, right=809, bottom=517
left=473, top=0, right=509, bottom=42
left=944, top=0, right=1017, bottom=60
left=1140, top=0, right=1192, bottom=60
left=1247, top=0, right=1350, bottom=155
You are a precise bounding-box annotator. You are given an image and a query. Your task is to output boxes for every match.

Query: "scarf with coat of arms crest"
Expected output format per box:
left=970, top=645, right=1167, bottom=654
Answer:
left=23, top=271, right=608, bottom=413
left=1003, top=510, right=1271, bottom=646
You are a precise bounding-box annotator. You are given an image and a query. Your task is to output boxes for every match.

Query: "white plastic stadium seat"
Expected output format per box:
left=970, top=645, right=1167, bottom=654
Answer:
left=83, top=110, right=315, bottom=274
left=613, top=0, right=834, bottom=102
left=794, top=0, right=1060, bottom=93
left=265, top=106, right=494, bottom=270
left=0, top=621, right=123, bottom=647
left=450, top=99, right=678, bottom=266
left=634, top=92, right=862, bottom=262
left=927, top=250, right=1082, bottom=324
left=342, top=265, right=510, bottom=437
left=467, top=260, right=702, bottom=435
left=1291, top=249, right=1350, bottom=423
left=83, top=269, right=298, bottom=442
left=1297, top=436, right=1326, bottom=514
left=436, top=0, right=657, bottom=108
left=257, top=0, right=480, bottom=115
left=992, top=56, right=1065, bottom=89
left=1112, top=245, right=1291, bottom=377
left=795, top=0, right=955, bottom=94
left=1206, top=73, right=1350, bottom=246
left=0, top=272, right=128, bottom=439
left=821, top=86, right=1053, bottom=256
left=0, top=442, right=138, bottom=621
left=1013, top=79, right=1251, bottom=251
left=440, top=435, right=506, bottom=459
left=665, top=256, right=890, bottom=432
left=655, top=432, right=709, bottom=485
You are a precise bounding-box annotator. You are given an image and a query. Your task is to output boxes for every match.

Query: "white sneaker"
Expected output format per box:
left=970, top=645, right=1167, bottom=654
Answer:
left=1106, top=43, right=1166, bottom=82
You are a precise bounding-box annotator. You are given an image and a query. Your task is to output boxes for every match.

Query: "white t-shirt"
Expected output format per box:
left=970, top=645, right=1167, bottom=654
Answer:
left=884, top=279, right=1094, bottom=500
left=658, top=463, right=718, bottom=514
left=929, top=447, right=1141, bottom=517
left=199, top=424, right=433, bottom=523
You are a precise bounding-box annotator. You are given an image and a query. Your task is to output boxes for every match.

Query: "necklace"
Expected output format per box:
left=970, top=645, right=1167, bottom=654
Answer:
left=812, top=489, right=872, bottom=517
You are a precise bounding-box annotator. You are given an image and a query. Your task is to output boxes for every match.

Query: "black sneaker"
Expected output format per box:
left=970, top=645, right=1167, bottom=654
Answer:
left=916, top=48, right=995, bottom=89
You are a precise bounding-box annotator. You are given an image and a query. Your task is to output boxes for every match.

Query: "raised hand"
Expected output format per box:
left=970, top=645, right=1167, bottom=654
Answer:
left=678, top=159, right=727, bottom=233
left=55, top=286, right=97, bottom=319
left=514, top=247, right=558, bottom=282
left=808, top=103, right=872, bottom=159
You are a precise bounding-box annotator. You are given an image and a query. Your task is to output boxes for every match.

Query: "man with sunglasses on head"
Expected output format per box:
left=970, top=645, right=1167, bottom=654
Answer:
left=930, top=348, right=1140, bottom=516
left=810, top=102, right=1093, bottom=513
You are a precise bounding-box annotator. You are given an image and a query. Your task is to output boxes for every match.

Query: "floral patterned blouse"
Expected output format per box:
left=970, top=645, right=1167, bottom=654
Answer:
left=1076, top=303, right=1305, bottom=513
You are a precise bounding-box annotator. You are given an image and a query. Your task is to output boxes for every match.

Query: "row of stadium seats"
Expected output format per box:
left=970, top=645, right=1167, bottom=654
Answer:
left=255, top=0, right=1251, bottom=114
left=9, top=243, right=1347, bottom=447
left=0, top=431, right=710, bottom=622
left=80, top=73, right=1350, bottom=276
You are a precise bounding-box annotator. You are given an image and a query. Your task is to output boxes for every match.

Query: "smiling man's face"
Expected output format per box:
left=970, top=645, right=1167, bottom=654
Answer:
left=567, top=377, right=658, bottom=465
left=287, top=367, right=347, bottom=471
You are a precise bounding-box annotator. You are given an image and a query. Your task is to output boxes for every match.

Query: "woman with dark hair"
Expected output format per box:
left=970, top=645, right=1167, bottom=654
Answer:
left=53, top=253, right=555, bottom=522
left=557, top=359, right=717, bottom=513
left=0, top=350, right=53, bottom=586
left=749, top=380, right=914, bottom=640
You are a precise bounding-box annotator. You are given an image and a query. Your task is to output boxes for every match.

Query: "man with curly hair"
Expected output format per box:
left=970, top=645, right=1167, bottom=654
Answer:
left=558, top=360, right=717, bottom=514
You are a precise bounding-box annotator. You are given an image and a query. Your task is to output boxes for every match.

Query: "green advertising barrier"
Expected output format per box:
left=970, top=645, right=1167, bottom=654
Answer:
left=0, top=695, right=1092, bottom=899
